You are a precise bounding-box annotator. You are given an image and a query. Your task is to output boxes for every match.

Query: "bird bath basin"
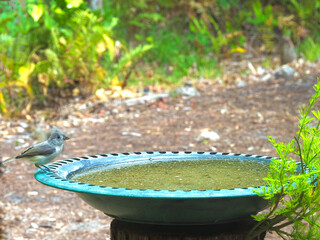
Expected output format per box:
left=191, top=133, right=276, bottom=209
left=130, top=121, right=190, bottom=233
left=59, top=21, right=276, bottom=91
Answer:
left=34, top=152, right=272, bottom=225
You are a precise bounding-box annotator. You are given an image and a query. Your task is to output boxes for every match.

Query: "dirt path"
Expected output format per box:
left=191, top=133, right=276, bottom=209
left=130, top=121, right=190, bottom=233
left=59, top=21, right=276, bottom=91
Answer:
left=0, top=72, right=318, bottom=239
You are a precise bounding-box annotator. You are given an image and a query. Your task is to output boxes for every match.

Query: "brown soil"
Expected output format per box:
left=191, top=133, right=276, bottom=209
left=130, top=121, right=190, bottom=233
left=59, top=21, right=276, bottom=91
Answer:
left=0, top=70, right=319, bottom=239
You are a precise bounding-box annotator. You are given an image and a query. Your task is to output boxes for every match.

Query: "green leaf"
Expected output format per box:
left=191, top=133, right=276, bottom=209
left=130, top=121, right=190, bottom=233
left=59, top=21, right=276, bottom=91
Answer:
left=0, top=91, right=7, bottom=113
left=18, top=63, right=35, bottom=85
left=65, top=0, right=83, bottom=9
left=44, top=13, right=56, bottom=29
left=27, top=4, right=44, bottom=22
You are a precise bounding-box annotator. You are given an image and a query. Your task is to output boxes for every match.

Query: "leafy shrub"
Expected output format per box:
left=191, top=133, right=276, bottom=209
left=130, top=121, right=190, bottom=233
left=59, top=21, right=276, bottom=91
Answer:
left=248, top=81, right=320, bottom=239
left=1, top=0, right=319, bottom=116
left=0, top=0, right=151, bottom=115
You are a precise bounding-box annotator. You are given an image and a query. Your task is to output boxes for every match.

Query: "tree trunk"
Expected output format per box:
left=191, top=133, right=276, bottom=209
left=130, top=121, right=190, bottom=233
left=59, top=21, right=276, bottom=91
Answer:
left=110, top=218, right=266, bottom=240
left=0, top=165, right=6, bottom=239
left=86, top=0, right=103, bottom=11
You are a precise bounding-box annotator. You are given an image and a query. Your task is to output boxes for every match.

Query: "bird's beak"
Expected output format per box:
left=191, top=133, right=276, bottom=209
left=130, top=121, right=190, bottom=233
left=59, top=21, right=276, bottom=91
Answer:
left=63, top=135, right=70, bottom=141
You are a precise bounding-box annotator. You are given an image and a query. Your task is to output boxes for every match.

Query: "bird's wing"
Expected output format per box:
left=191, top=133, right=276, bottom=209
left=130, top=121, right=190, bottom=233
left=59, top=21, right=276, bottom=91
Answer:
left=16, top=142, right=56, bottom=158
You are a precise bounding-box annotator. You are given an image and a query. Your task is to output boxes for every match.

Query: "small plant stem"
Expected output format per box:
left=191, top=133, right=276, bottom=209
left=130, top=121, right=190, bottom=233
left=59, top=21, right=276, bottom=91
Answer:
left=271, top=219, right=295, bottom=231
left=294, top=136, right=304, bottom=173
left=274, top=229, right=291, bottom=239
left=306, top=120, right=320, bottom=164
left=246, top=214, right=289, bottom=240
left=296, top=95, right=316, bottom=142
left=305, top=120, right=320, bottom=163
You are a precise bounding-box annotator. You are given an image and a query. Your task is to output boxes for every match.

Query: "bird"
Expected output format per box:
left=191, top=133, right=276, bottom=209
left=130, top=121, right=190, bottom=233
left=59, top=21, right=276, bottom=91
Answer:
left=0, top=126, right=69, bottom=172
left=279, top=36, right=297, bottom=65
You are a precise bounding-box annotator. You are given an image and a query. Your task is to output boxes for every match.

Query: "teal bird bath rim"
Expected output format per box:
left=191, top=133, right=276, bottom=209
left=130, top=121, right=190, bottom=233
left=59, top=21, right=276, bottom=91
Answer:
left=34, top=151, right=273, bottom=225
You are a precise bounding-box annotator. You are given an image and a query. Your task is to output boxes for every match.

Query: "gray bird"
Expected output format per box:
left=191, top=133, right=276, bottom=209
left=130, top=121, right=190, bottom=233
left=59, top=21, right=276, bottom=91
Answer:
left=1, top=126, right=69, bottom=171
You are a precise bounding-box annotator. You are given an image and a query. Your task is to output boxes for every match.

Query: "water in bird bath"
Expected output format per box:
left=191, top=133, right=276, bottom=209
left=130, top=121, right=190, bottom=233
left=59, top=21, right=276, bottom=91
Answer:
left=71, top=159, right=269, bottom=190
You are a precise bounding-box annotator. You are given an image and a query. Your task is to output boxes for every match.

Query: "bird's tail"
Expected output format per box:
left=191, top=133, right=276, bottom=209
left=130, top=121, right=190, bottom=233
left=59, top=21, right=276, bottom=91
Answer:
left=0, top=157, right=15, bottom=165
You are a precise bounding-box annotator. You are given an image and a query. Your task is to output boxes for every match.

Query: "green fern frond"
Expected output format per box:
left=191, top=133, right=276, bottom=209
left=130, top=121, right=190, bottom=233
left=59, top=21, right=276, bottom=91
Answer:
left=0, top=34, right=14, bottom=51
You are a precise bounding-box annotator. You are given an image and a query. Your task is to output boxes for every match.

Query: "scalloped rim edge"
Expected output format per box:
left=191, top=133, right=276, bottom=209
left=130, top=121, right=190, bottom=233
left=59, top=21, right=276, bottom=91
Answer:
left=34, top=151, right=279, bottom=198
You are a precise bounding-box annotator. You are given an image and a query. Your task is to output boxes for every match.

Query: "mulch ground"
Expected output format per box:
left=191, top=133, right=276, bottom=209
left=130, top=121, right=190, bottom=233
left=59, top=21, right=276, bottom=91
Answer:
left=0, top=62, right=319, bottom=239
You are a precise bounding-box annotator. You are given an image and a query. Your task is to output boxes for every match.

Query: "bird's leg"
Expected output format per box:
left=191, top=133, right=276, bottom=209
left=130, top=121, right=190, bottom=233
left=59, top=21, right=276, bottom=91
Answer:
left=35, top=163, right=52, bottom=173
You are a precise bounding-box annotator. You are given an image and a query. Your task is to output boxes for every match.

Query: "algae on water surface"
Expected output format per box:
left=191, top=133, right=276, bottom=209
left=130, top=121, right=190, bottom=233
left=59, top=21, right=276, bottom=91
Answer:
left=71, top=159, right=269, bottom=190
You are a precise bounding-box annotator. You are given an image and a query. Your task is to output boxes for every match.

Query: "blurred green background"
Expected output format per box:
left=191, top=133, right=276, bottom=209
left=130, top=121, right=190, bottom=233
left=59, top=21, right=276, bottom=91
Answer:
left=0, top=0, right=319, bottom=116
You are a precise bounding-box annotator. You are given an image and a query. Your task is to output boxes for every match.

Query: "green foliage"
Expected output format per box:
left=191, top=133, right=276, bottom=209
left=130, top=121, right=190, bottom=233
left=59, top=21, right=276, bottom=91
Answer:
left=102, top=0, right=222, bottom=83
left=105, top=43, right=153, bottom=86
left=1, top=0, right=320, bottom=116
left=0, top=2, right=37, bottom=114
left=190, top=16, right=245, bottom=58
left=247, top=81, right=320, bottom=239
left=146, top=30, right=194, bottom=78
left=247, top=1, right=278, bottom=27
left=0, top=0, right=151, bottom=115
left=101, top=0, right=320, bottom=86
left=299, top=37, right=320, bottom=62
left=285, top=0, right=320, bottom=33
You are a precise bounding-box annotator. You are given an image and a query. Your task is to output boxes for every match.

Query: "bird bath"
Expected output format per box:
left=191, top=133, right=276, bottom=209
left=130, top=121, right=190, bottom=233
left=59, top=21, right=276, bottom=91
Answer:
left=34, top=152, right=272, bottom=225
